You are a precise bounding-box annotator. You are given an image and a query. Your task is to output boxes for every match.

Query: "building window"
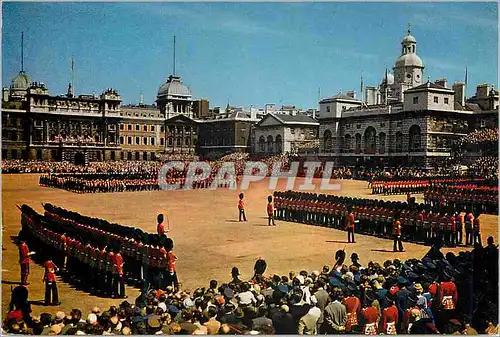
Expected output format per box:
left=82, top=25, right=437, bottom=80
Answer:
left=120, top=124, right=124, bottom=130
left=151, top=137, right=155, bottom=145
left=136, top=124, right=140, bottom=131
left=144, top=125, right=147, bottom=131
left=290, top=128, right=295, bottom=134
left=121, top=152, right=125, bottom=160
left=444, top=97, right=449, bottom=104
left=160, top=138, right=164, bottom=145
left=160, top=126, right=164, bottom=132
left=168, top=137, right=173, bottom=146
left=143, top=137, right=148, bottom=145
left=326, top=106, right=331, bottom=113
left=135, top=137, right=140, bottom=145
left=185, top=138, right=190, bottom=146
left=151, top=125, right=155, bottom=132
left=120, top=136, right=124, bottom=144
left=128, top=124, right=132, bottom=131
left=413, top=96, right=419, bottom=104
left=434, top=96, right=439, bottom=103
left=128, top=137, right=132, bottom=145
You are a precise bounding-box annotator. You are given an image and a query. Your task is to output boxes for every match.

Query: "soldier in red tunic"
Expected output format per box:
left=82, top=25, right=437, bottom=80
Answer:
left=360, top=292, right=379, bottom=335
left=393, top=213, right=404, bottom=252
left=464, top=209, right=474, bottom=246
left=380, top=294, right=399, bottom=334
left=18, top=236, right=34, bottom=285
left=343, top=285, right=361, bottom=333
left=345, top=206, right=356, bottom=243
left=43, top=258, right=60, bottom=306
left=112, top=245, right=126, bottom=299
left=436, top=271, right=458, bottom=328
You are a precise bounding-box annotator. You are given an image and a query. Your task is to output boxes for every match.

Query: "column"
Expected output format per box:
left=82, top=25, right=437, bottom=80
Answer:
left=190, top=126, right=194, bottom=154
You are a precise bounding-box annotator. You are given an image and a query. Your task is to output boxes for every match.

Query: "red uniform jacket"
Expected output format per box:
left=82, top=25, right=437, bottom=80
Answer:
left=113, top=253, right=124, bottom=276
left=346, top=212, right=355, bottom=230
left=167, top=251, right=177, bottom=273
left=393, top=220, right=401, bottom=236
left=19, top=242, right=30, bottom=264
left=157, top=222, right=165, bottom=236
left=380, top=305, right=399, bottom=333
left=43, top=260, right=58, bottom=282
left=343, top=296, right=361, bottom=330
left=238, top=199, right=245, bottom=210
left=267, top=203, right=274, bottom=216
left=438, top=281, right=458, bottom=309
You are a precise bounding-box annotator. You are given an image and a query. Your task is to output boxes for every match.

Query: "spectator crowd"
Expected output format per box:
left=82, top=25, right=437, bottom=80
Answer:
left=6, top=241, right=499, bottom=335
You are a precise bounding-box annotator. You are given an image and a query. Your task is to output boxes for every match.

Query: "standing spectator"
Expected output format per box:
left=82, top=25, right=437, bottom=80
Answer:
left=322, top=288, right=347, bottom=333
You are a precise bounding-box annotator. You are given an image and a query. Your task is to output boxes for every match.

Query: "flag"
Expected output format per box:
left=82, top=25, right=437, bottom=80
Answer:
left=465, top=66, right=468, bottom=87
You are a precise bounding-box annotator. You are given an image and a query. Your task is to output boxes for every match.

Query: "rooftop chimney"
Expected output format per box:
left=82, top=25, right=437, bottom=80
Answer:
left=452, top=82, right=465, bottom=106
left=434, top=78, right=448, bottom=88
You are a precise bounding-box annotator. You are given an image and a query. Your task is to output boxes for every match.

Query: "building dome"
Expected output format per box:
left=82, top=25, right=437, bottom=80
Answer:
left=381, top=72, right=395, bottom=85
left=157, top=75, right=191, bottom=97
left=401, top=34, right=416, bottom=44
left=395, top=53, right=424, bottom=68
left=10, top=71, right=31, bottom=90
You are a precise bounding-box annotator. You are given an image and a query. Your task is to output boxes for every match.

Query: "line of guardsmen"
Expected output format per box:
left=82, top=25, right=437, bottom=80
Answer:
left=272, top=191, right=483, bottom=247
left=424, top=186, right=498, bottom=215
left=371, top=177, right=483, bottom=195
left=39, top=173, right=233, bottom=193
left=19, top=204, right=178, bottom=299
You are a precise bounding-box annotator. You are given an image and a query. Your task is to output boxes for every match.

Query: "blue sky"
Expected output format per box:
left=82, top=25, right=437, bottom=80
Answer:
left=2, top=2, right=498, bottom=109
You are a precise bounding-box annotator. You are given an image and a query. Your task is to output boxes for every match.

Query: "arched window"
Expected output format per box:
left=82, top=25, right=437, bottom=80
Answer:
left=395, top=132, right=404, bottom=152
left=378, top=132, right=386, bottom=154
left=267, top=135, right=274, bottom=154
left=275, top=135, right=283, bottom=153
left=259, top=136, right=265, bottom=152
left=363, top=126, right=377, bottom=152
left=344, top=134, right=352, bottom=151
left=323, top=130, right=332, bottom=152
left=355, top=134, right=362, bottom=150
left=409, top=125, right=421, bottom=152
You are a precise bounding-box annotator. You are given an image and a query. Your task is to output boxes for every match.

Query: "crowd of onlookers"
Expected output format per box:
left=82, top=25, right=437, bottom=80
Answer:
left=459, top=128, right=498, bottom=145
left=5, top=240, right=499, bottom=335
left=469, top=156, right=498, bottom=180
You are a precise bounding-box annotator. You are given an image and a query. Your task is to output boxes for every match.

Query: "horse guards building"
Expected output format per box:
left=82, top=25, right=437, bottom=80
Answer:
left=2, top=29, right=498, bottom=167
